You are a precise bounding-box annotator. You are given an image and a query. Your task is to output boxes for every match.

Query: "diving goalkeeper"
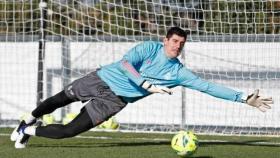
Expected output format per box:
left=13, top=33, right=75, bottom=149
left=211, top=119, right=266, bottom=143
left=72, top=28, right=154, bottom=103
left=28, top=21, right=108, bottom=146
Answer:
left=11, top=27, right=273, bottom=149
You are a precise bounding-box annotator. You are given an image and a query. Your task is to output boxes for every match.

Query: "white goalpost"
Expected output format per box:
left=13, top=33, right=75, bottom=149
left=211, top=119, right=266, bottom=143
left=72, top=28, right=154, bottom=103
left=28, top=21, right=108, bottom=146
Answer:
left=0, top=0, right=280, bottom=136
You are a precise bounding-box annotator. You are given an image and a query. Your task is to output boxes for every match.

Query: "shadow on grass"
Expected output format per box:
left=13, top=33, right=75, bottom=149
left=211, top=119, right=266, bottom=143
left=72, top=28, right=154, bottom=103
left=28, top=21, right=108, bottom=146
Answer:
left=30, top=138, right=280, bottom=148
left=29, top=140, right=170, bottom=148
left=28, top=139, right=279, bottom=158
left=199, top=139, right=280, bottom=147
left=29, top=141, right=213, bottom=158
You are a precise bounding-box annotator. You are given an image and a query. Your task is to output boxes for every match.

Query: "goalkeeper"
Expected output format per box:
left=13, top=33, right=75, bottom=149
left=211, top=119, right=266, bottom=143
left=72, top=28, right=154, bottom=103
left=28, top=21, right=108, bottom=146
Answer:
left=11, top=27, right=273, bottom=149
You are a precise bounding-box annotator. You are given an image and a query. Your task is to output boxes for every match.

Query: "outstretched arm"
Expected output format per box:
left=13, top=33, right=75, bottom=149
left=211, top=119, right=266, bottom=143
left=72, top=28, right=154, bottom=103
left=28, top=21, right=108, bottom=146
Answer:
left=178, top=67, right=273, bottom=111
left=178, top=67, right=243, bottom=101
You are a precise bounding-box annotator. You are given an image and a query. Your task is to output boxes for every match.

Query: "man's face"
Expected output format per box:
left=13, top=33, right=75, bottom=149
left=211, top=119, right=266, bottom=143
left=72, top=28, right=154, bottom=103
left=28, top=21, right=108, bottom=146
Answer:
left=163, top=34, right=186, bottom=58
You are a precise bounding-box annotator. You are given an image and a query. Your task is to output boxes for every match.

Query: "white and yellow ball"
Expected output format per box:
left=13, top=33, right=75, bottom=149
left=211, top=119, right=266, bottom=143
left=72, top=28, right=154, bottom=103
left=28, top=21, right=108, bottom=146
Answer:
left=43, top=114, right=55, bottom=125
left=19, top=113, right=30, bottom=121
left=62, top=113, right=78, bottom=125
left=98, top=117, right=119, bottom=130
left=171, top=131, right=199, bottom=157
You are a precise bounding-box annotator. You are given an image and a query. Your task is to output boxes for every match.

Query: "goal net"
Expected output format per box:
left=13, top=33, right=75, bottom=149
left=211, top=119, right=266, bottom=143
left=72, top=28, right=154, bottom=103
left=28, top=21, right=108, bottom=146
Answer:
left=0, top=0, right=280, bottom=135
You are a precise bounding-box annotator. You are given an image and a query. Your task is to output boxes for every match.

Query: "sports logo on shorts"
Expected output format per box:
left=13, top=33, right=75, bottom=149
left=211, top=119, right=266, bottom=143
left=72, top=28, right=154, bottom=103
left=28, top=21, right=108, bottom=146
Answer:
left=67, top=85, right=74, bottom=96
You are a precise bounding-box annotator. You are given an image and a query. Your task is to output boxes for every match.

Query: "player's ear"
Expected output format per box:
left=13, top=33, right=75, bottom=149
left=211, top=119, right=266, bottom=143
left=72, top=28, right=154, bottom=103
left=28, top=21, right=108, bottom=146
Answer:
left=163, top=37, right=168, bottom=44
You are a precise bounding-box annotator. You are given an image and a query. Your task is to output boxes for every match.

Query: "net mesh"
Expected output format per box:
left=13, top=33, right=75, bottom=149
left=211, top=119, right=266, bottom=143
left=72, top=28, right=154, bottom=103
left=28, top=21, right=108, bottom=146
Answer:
left=0, top=0, right=280, bottom=135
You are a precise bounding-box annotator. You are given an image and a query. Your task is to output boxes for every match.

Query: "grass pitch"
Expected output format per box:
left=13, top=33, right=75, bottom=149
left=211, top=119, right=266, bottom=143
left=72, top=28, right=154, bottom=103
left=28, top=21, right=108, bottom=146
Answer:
left=1, top=128, right=280, bottom=158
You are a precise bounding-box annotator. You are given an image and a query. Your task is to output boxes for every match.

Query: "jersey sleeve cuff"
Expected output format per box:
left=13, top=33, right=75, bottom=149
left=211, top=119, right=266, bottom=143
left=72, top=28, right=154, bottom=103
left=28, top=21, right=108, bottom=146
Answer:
left=240, top=92, right=249, bottom=103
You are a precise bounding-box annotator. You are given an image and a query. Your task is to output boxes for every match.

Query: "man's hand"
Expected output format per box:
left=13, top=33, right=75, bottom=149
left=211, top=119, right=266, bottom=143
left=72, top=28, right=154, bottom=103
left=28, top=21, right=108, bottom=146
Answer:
left=142, top=81, right=173, bottom=95
left=246, top=89, right=274, bottom=112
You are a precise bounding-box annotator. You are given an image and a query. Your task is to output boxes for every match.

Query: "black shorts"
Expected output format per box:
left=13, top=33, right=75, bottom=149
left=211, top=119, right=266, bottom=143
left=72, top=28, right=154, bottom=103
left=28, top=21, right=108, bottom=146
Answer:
left=64, top=71, right=127, bottom=126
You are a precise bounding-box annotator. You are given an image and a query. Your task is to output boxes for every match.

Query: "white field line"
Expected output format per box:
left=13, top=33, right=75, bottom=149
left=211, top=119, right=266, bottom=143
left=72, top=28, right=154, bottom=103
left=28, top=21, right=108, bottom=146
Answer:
left=1, top=133, right=280, bottom=146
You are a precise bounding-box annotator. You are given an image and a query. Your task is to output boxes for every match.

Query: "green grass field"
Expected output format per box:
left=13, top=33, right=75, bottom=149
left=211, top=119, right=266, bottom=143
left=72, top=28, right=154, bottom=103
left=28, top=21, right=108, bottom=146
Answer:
left=1, top=128, right=280, bottom=158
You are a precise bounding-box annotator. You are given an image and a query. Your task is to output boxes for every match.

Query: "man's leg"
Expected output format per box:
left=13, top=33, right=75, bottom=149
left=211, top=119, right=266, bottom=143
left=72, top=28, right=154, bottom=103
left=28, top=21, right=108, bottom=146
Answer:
left=13, top=90, right=75, bottom=148
left=24, top=108, right=93, bottom=139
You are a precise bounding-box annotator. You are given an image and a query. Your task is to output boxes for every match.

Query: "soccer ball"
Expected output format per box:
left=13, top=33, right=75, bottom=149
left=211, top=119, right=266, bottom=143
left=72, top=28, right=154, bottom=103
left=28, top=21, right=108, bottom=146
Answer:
left=43, top=114, right=55, bottom=125
left=171, top=131, right=199, bottom=157
left=62, top=113, right=78, bottom=125
left=99, top=117, right=119, bottom=130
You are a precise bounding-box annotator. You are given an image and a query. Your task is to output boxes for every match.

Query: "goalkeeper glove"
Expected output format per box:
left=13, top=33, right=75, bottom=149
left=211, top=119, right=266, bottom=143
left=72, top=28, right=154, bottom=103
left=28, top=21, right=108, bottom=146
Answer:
left=141, top=81, right=173, bottom=95
left=244, top=89, right=273, bottom=112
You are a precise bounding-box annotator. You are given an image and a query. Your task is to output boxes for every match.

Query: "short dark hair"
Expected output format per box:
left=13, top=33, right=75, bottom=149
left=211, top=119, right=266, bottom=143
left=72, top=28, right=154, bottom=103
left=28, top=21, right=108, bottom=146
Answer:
left=166, top=27, right=187, bottom=40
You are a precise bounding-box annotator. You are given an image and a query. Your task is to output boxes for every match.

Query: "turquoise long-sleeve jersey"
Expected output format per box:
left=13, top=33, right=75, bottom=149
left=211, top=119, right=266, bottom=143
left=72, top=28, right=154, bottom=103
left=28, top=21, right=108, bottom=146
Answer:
left=97, top=41, right=244, bottom=103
